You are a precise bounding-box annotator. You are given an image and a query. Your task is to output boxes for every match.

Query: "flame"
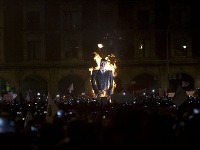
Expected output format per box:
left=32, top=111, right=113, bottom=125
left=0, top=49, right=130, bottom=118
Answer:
left=89, top=52, right=117, bottom=76
left=89, top=52, right=117, bottom=97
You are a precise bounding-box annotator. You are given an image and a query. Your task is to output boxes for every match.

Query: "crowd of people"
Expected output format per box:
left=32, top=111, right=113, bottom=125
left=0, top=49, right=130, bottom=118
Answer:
left=0, top=90, right=200, bottom=149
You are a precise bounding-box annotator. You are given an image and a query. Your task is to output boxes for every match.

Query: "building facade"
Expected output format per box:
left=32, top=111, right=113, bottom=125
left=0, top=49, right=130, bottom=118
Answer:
left=0, top=0, right=199, bottom=97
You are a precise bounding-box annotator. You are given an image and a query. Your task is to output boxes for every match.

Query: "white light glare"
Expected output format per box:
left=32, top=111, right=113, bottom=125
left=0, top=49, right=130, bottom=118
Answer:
left=98, top=44, right=103, bottom=49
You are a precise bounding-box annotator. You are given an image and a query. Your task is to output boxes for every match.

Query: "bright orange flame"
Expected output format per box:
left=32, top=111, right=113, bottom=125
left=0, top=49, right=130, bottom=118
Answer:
left=89, top=52, right=117, bottom=97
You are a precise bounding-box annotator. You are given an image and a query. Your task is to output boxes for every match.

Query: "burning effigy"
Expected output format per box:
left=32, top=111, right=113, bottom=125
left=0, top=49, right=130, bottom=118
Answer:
left=89, top=52, right=117, bottom=98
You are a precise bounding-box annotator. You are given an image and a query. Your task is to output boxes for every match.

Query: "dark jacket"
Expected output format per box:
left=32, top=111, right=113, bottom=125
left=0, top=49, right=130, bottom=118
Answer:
left=91, top=69, right=113, bottom=96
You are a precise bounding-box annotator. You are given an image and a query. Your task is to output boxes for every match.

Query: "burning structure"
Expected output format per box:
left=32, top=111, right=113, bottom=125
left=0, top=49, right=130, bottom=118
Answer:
left=89, top=52, right=117, bottom=98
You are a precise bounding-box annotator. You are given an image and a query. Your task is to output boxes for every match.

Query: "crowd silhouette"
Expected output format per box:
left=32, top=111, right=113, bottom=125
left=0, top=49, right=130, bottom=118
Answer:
left=0, top=91, right=200, bottom=149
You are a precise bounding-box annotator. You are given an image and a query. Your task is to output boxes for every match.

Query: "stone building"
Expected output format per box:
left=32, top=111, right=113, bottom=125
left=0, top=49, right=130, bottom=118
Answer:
left=0, top=0, right=199, bottom=97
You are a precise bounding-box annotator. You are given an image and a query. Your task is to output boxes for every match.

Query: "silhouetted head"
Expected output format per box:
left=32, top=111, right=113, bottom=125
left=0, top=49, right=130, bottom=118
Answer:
left=100, top=58, right=107, bottom=69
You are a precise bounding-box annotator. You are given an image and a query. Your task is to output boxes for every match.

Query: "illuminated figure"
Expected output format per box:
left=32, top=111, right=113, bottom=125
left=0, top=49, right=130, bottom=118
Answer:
left=91, top=58, right=114, bottom=98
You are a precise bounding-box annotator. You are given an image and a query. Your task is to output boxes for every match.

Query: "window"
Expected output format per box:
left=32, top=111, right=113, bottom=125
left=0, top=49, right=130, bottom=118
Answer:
left=173, top=10, right=189, bottom=29
left=175, top=38, right=187, bottom=56
left=138, top=39, right=151, bottom=58
left=118, top=4, right=134, bottom=29
left=137, top=10, right=150, bottom=29
left=27, top=41, right=42, bottom=60
left=26, top=11, right=40, bottom=30
left=99, top=10, right=115, bottom=29
left=64, top=40, right=78, bottom=59
left=83, top=9, right=97, bottom=30
left=63, top=11, right=81, bottom=30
